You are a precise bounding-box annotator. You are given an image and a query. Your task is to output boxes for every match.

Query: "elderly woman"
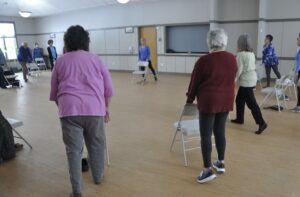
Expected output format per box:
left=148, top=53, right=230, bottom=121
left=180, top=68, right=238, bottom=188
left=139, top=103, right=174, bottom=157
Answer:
left=186, top=29, right=237, bottom=183
left=231, top=35, right=267, bottom=134
left=17, top=42, right=32, bottom=82
left=50, top=25, right=114, bottom=197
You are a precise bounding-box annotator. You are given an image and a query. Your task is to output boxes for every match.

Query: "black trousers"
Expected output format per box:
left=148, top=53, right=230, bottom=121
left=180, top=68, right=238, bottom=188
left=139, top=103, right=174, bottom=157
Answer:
left=265, top=64, right=281, bottom=86
left=199, top=112, right=228, bottom=168
left=140, top=60, right=157, bottom=78
left=49, top=58, right=55, bottom=71
left=0, top=66, right=6, bottom=88
left=235, top=87, right=265, bottom=125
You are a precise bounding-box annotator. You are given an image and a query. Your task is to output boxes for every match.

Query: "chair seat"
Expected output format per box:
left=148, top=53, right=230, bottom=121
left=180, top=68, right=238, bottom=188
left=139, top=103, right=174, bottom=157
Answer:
left=133, top=71, right=147, bottom=75
left=6, top=118, right=23, bottom=128
left=261, top=87, right=283, bottom=95
left=173, top=119, right=199, bottom=136
left=5, top=75, right=17, bottom=79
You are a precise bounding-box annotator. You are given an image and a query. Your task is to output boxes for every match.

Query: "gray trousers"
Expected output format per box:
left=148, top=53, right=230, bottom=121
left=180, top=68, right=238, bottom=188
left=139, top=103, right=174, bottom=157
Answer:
left=60, top=116, right=105, bottom=194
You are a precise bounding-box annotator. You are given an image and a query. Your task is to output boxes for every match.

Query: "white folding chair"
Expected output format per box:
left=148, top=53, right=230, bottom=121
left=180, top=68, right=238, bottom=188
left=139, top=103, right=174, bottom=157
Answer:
left=285, top=71, right=298, bottom=101
left=170, top=103, right=214, bottom=166
left=28, top=63, right=42, bottom=77
left=260, top=75, right=289, bottom=112
left=131, top=61, right=149, bottom=85
left=256, top=64, right=264, bottom=89
left=7, top=118, right=33, bottom=149
left=35, top=58, right=47, bottom=70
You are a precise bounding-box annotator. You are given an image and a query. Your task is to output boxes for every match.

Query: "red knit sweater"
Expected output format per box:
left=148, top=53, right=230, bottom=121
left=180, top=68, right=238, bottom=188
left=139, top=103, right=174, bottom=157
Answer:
left=186, top=51, right=237, bottom=113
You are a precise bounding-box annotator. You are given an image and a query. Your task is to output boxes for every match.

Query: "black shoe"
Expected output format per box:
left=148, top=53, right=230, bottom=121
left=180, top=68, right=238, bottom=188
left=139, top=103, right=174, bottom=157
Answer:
left=212, top=160, right=225, bottom=173
left=82, top=158, right=89, bottom=172
left=231, top=119, right=244, bottom=124
left=154, top=76, right=158, bottom=81
left=196, top=168, right=216, bottom=184
left=255, top=123, right=268, bottom=135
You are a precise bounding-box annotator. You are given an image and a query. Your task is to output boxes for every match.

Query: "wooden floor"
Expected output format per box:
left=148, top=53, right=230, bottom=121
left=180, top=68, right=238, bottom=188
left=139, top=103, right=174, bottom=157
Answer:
left=0, top=71, right=299, bottom=197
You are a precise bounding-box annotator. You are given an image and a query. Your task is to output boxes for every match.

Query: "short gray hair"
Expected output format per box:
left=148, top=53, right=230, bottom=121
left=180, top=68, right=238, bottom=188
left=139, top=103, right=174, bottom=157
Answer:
left=207, top=29, right=228, bottom=50
left=237, top=34, right=253, bottom=52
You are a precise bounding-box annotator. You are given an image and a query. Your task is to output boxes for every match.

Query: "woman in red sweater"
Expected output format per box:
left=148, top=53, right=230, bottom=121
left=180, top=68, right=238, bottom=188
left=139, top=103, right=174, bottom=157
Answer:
left=186, top=29, right=237, bottom=183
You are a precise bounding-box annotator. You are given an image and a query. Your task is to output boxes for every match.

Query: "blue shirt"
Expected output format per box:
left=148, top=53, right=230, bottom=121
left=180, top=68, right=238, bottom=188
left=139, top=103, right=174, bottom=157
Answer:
left=50, top=47, right=57, bottom=59
left=32, top=47, right=44, bottom=60
left=295, top=48, right=300, bottom=73
left=262, top=43, right=279, bottom=66
left=17, top=46, right=32, bottom=63
left=138, top=46, right=150, bottom=61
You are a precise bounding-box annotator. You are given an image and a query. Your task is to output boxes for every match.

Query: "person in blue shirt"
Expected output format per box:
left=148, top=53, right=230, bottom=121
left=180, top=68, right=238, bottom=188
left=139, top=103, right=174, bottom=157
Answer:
left=32, top=42, right=44, bottom=61
left=47, top=39, right=57, bottom=71
left=17, top=42, right=32, bottom=82
left=291, top=33, right=300, bottom=113
left=262, top=34, right=281, bottom=87
left=138, top=38, right=157, bottom=81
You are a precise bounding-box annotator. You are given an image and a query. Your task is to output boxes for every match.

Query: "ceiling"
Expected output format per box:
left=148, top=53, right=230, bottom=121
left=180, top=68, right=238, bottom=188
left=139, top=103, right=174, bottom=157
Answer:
left=0, top=0, right=163, bottom=18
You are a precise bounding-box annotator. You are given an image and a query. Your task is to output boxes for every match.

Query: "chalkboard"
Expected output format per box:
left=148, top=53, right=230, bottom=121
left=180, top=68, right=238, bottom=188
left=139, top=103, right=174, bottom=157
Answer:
left=166, top=25, right=209, bottom=53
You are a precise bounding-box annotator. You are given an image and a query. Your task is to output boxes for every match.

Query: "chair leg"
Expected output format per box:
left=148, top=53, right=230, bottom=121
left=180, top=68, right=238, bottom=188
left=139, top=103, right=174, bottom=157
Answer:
left=181, top=133, right=188, bottom=167
left=294, top=85, right=298, bottom=101
left=170, top=129, right=179, bottom=152
left=275, top=92, right=281, bottom=112
left=12, top=128, right=33, bottom=149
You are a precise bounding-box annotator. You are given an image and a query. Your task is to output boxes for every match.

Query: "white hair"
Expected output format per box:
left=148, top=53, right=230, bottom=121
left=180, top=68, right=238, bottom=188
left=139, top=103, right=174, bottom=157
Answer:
left=207, top=29, right=228, bottom=50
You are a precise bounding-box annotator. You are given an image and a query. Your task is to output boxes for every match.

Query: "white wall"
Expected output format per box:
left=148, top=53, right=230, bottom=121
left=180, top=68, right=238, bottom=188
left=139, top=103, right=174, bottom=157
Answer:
left=265, top=0, right=300, bottom=19
left=215, top=0, right=259, bottom=21
left=33, top=0, right=210, bottom=34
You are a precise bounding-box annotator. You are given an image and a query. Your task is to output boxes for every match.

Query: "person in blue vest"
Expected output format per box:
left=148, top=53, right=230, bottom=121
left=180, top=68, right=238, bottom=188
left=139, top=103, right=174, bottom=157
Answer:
left=138, top=38, right=157, bottom=81
left=47, top=39, right=57, bottom=71
left=17, top=42, right=32, bottom=82
left=291, top=33, right=300, bottom=113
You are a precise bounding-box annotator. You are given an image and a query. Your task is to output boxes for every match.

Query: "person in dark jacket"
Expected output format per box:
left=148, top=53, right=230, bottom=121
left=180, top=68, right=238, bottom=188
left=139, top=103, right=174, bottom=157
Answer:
left=186, top=29, right=237, bottom=184
left=17, top=42, right=32, bottom=82
left=47, top=39, right=57, bottom=71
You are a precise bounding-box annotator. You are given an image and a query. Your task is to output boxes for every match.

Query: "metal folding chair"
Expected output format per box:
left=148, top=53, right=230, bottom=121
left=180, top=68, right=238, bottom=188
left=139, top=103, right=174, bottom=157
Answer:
left=7, top=118, right=33, bottom=149
left=131, top=61, right=149, bottom=85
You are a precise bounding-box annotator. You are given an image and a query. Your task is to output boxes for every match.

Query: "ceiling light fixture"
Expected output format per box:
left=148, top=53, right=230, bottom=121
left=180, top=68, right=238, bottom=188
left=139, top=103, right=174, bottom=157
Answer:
left=19, top=11, right=32, bottom=18
left=117, top=0, right=130, bottom=4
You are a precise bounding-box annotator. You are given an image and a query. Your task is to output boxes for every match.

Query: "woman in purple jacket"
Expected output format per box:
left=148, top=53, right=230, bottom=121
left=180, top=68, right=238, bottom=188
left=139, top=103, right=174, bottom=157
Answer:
left=50, top=25, right=114, bottom=197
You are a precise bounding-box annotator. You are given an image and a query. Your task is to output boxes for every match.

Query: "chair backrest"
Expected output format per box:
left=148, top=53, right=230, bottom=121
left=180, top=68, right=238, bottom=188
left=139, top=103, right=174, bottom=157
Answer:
left=35, top=57, right=45, bottom=63
left=138, top=61, right=149, bottom=68
left=182, top=103, right=198, bottom=116
left=255, top=64, right=265, bottom=80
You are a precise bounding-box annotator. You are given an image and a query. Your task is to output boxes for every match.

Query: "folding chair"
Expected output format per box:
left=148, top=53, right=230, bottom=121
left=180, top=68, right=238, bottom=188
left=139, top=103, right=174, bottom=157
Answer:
left=256, top=64, right=264, bottom=89
left=170, top=103, right=214, bottom=166
left=6, top=118, right=33, bottom=149
left=131, top=61, right=149, bottom=85
left=28, top=63, right=42, bottom=77
left=2, top=65, right=21, bottom=88
left=260, top=75, right=289, bottom=112
left=35, top=58, right=47, bottom=70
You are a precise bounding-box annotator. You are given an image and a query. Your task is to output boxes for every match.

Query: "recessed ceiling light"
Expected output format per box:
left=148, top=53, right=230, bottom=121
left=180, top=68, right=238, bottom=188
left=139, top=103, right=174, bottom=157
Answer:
left=117, top=0, right=130, bottom=4
left=19, top=11, right=32, bottom=18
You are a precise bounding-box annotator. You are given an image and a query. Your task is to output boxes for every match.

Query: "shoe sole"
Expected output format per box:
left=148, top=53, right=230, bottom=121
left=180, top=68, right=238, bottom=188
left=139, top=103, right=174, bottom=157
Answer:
left=212, top=165, right=226, bottom=174
left=196, top=174, right=217, bottom=184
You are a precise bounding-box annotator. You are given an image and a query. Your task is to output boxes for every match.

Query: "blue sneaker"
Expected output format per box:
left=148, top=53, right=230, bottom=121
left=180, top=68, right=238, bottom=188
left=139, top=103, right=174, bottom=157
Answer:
left=196, top=169, right=216, bottom=184
left=212, top=160, right=226, bottom=173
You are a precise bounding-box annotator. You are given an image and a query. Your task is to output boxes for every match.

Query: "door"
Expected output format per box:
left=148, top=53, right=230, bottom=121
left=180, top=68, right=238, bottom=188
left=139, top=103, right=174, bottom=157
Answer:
left=139, top=26, right=157, bottom=70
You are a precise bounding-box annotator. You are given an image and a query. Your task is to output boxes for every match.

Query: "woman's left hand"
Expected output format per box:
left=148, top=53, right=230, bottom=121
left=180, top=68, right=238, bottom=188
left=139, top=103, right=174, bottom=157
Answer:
left=104, top=111, right=110, bottom=123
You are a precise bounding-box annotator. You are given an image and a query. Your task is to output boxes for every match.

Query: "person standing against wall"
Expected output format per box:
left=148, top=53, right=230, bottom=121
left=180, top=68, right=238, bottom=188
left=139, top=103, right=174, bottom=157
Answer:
left=231, top=34, right=268, bottom=134
left=291, top=33, right=300, bottom=113
left=32, top=42, right=44, bottom=61
left=47, top=39, right=57, bottom=71
left=138, top=38, right=158, bottom=81
left=17, top=42, right=32, bottom=82
left=262, top=34, right=281, bottom=87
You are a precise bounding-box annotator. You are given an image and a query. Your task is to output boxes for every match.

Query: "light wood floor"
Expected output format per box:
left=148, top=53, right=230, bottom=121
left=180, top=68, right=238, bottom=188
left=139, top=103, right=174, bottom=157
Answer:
left=0, top=71, right=299, bottom=197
